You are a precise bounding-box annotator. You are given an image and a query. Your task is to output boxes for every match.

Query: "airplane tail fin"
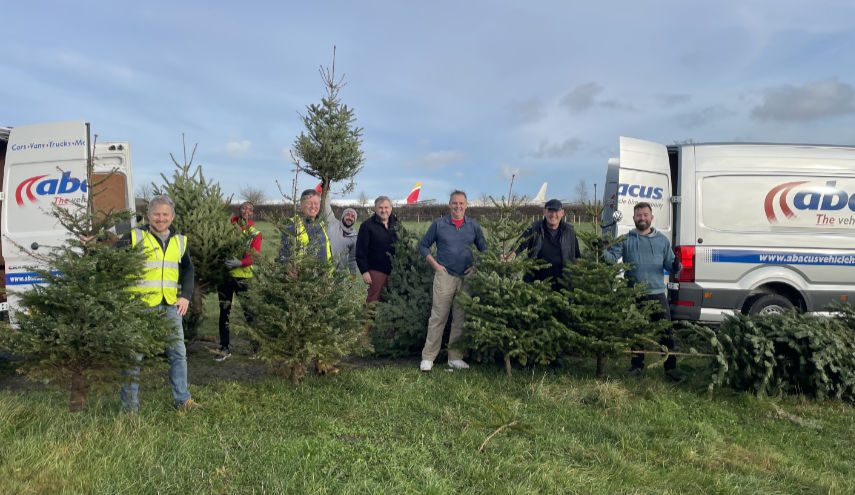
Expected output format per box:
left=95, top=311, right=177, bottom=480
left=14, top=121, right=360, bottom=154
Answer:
left=406, top=182, right=422, bottom=204
left=532, top=182, right=548, bottom=203
left=314, top=182, right=323, bottom=194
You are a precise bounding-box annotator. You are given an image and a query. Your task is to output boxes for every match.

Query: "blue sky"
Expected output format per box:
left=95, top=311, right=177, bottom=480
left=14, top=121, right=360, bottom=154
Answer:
left=5, top=1, right=855, bottom=204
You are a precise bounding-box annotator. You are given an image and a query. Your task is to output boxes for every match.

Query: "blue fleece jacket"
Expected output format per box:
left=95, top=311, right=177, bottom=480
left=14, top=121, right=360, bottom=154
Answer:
left=418, top=215, right=488, bottom=275
left=604, top=228, right=677, bottom=295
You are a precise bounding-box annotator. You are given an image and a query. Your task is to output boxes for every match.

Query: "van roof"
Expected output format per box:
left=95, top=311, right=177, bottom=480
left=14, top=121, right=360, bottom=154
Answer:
left=679, top=141, right=855, bottom=151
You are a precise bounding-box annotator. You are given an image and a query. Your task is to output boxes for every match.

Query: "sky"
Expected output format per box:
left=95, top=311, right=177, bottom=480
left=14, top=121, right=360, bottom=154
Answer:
left=4, top=0, right=855, bottom=205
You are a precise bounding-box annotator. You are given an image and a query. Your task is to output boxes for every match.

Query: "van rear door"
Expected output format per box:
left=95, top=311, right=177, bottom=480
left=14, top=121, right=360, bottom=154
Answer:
left=611, top=137, right=673, bottom=239
left=92, top=142, right=135, bottom=233
left=2, top=121, right=90, bottom=318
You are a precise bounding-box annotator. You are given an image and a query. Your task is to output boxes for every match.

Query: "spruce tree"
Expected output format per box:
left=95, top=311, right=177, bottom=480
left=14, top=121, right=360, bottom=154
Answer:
left=237, top=165, right=368, bottom=382
left=371, top=228, right=434, bottom=356
left=553, top=202, right=671, bottom=377
left=456, top=185, right=556, bottom=376
left=0, top=172, right=171, bottom=412
left=153, top=137, right=243, bottom=339
left=293, top=47, right=364, bottom=211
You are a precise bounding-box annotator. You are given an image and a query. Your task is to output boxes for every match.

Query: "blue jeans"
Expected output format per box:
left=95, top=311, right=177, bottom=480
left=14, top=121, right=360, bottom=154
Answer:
left=121, top=303, right=192, bottom=410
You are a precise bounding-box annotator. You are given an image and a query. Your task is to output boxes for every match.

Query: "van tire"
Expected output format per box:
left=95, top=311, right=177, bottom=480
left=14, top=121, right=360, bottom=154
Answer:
left=747, top=294, right=794, bottom=316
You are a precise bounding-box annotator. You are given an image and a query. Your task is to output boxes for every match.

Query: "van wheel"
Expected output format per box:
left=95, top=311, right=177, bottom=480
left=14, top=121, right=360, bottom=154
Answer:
left=747, top=294, right=794, bottom=316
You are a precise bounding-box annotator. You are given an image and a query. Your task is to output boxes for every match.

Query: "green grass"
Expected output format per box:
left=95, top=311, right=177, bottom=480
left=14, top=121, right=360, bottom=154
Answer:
left=1, top=350, right=854, bottom=493
left=2, top=219, right=853, bottom=493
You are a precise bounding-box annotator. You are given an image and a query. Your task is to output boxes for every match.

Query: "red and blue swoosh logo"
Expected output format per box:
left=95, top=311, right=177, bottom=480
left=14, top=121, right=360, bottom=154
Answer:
left=15, top=175, right=48, bottom=206
left=764, top=181, right=807, bottom=223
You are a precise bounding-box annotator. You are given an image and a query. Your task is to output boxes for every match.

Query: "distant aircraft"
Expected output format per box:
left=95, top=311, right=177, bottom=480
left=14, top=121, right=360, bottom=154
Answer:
left=318, top=182, right=434, bottom=206
left=393, top=182, right=436, bottom=206
left=529, top=182, right=548, bottom=205
left=405, top=182, right=421, bottom=204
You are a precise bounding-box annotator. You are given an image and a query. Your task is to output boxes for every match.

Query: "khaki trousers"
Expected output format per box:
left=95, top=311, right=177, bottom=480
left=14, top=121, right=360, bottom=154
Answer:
left=422, top=270, right=468, bottom=362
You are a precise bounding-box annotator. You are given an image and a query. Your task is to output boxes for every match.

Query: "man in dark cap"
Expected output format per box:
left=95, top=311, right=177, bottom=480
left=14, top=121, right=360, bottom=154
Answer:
left=511, top=199, right=581, bottom=288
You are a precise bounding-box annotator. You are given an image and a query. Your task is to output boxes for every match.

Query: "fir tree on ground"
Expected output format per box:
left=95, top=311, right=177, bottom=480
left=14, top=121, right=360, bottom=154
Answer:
left=456, top=185, right=557, bottom=376
left=370, top=228, right=434, bottom=357
left=710, top=306, right=855, bottom=402
left=154, top=136, right=243, bottom=339
left=554, top=201, right=671, bottom=377
left=236, top=162, right=368, bottom=383
left=0, top=176, right=171, bottom=412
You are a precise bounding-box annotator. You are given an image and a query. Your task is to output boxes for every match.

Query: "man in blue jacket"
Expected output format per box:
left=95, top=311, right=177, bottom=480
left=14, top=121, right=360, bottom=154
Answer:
left=605, top=202, right=680, bottom=377
left=418, top=190, right=488, bottom=371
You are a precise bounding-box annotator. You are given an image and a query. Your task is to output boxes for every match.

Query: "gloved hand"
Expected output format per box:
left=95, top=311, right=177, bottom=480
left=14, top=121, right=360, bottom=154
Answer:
left=593, top=237, right=611, bottom=250
left=224, top=258, right=243, bottom=270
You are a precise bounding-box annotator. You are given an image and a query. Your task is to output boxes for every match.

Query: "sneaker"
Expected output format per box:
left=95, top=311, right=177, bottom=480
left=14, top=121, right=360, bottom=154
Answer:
left=214, top=347, right=231, bottom=362
left=448, top=359, right=470, bottom=369
left=175, top=398, right=204, bottom=411
left=419, top=360, right=433, bottom=372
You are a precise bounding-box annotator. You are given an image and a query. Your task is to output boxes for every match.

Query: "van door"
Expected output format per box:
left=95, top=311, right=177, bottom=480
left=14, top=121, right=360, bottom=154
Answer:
left=92, top=142, right=135, bottom=233
left=612, top=137, right=673, bottom=239
left=2, top=121, right=90, bottom=319
left=600, top=158, right=621, bottom=237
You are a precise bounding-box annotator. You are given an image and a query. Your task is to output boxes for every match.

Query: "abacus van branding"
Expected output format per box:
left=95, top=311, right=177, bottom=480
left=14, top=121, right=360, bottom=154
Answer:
left=1, top=121, right=135, bottom=324
left=601, top=137, right=855, bottom=323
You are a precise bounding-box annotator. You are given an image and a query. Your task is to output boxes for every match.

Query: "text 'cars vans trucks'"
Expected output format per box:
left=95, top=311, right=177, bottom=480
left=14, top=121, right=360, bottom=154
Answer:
left=601, top=136, right=855, bottom=323
left=1, top=121, right=135, bottom=322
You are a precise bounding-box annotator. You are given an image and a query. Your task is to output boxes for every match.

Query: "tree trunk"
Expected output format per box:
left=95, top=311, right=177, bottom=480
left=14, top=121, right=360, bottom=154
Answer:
left=504, top=355, right=512, bottom=377
left=69, top=371, right=88, bottom=413
left=192, top=284, right=205, bottom=315
left=596, top=354, right=604, bottom=378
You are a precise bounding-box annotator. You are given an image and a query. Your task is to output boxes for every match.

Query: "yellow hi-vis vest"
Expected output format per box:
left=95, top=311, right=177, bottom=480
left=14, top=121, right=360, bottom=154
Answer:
left=230, top=224, right=261, bottom=279
left=129, top=228, right=187, bottom=307
left=295, top=217, right=332, bottom=260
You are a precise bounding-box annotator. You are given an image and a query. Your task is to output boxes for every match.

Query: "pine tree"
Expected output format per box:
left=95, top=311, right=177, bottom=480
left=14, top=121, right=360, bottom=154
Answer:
left=236, top=164, right=368, bottom=383
left=293, top=46, right=364, bottom=212
left=371, top=228, right=434, bottom=356
left=456, top=183, right=557, bottom=376
left=153, top=137, right=243, bottom=339
left=553, top=202, right=671, bottom=377
left=0, top=172, right=171, bottom=412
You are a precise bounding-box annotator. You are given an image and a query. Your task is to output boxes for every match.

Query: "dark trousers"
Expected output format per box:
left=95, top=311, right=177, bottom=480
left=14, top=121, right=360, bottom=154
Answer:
left=630, top=293, right=676, bottom=371
left=217, top=277, right=253, bottom=349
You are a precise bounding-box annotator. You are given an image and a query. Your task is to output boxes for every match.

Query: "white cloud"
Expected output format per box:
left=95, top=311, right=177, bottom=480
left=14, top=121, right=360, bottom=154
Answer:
left=531, top=138, right=583, bottom=159
left=657, top=93, right=693, bottom=105
left=559, top=82, right=635, bottom=113
left=561, top=82, right=603, bottom=112
left=500, top=164, right=534, bottom=180
left=403, top=150, right=465, bottom=170
left=751, top=78, right=855, bottom=121
left=507, top=97, right=544, bottom=123
left=676, top=105, right=735, bottom=128
left=226, top=140, right=252, bottom=156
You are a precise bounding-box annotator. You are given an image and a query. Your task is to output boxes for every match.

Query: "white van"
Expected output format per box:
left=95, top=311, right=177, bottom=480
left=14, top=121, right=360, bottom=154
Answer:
left=1, top=121, right=135, bottom=321
left=601, top=136, right=855, bottom=323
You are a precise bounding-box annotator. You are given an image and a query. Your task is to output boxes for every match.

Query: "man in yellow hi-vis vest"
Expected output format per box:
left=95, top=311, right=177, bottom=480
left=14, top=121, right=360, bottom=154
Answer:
left=279, top=189, right=332, bottom=262
left=215, top=201, right=262, bottom=361
left=120, top=195, right=201, bottom=412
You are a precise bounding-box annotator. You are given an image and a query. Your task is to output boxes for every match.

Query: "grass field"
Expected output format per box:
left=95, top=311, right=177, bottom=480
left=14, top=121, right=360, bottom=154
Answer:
left=1, top=351, right=853, bottom=494
left=1, top=220, right=853, bottom=493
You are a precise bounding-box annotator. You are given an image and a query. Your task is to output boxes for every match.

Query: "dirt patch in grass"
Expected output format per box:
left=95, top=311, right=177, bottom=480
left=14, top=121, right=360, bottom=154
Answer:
left=0, top=336, right=416, bottom=392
